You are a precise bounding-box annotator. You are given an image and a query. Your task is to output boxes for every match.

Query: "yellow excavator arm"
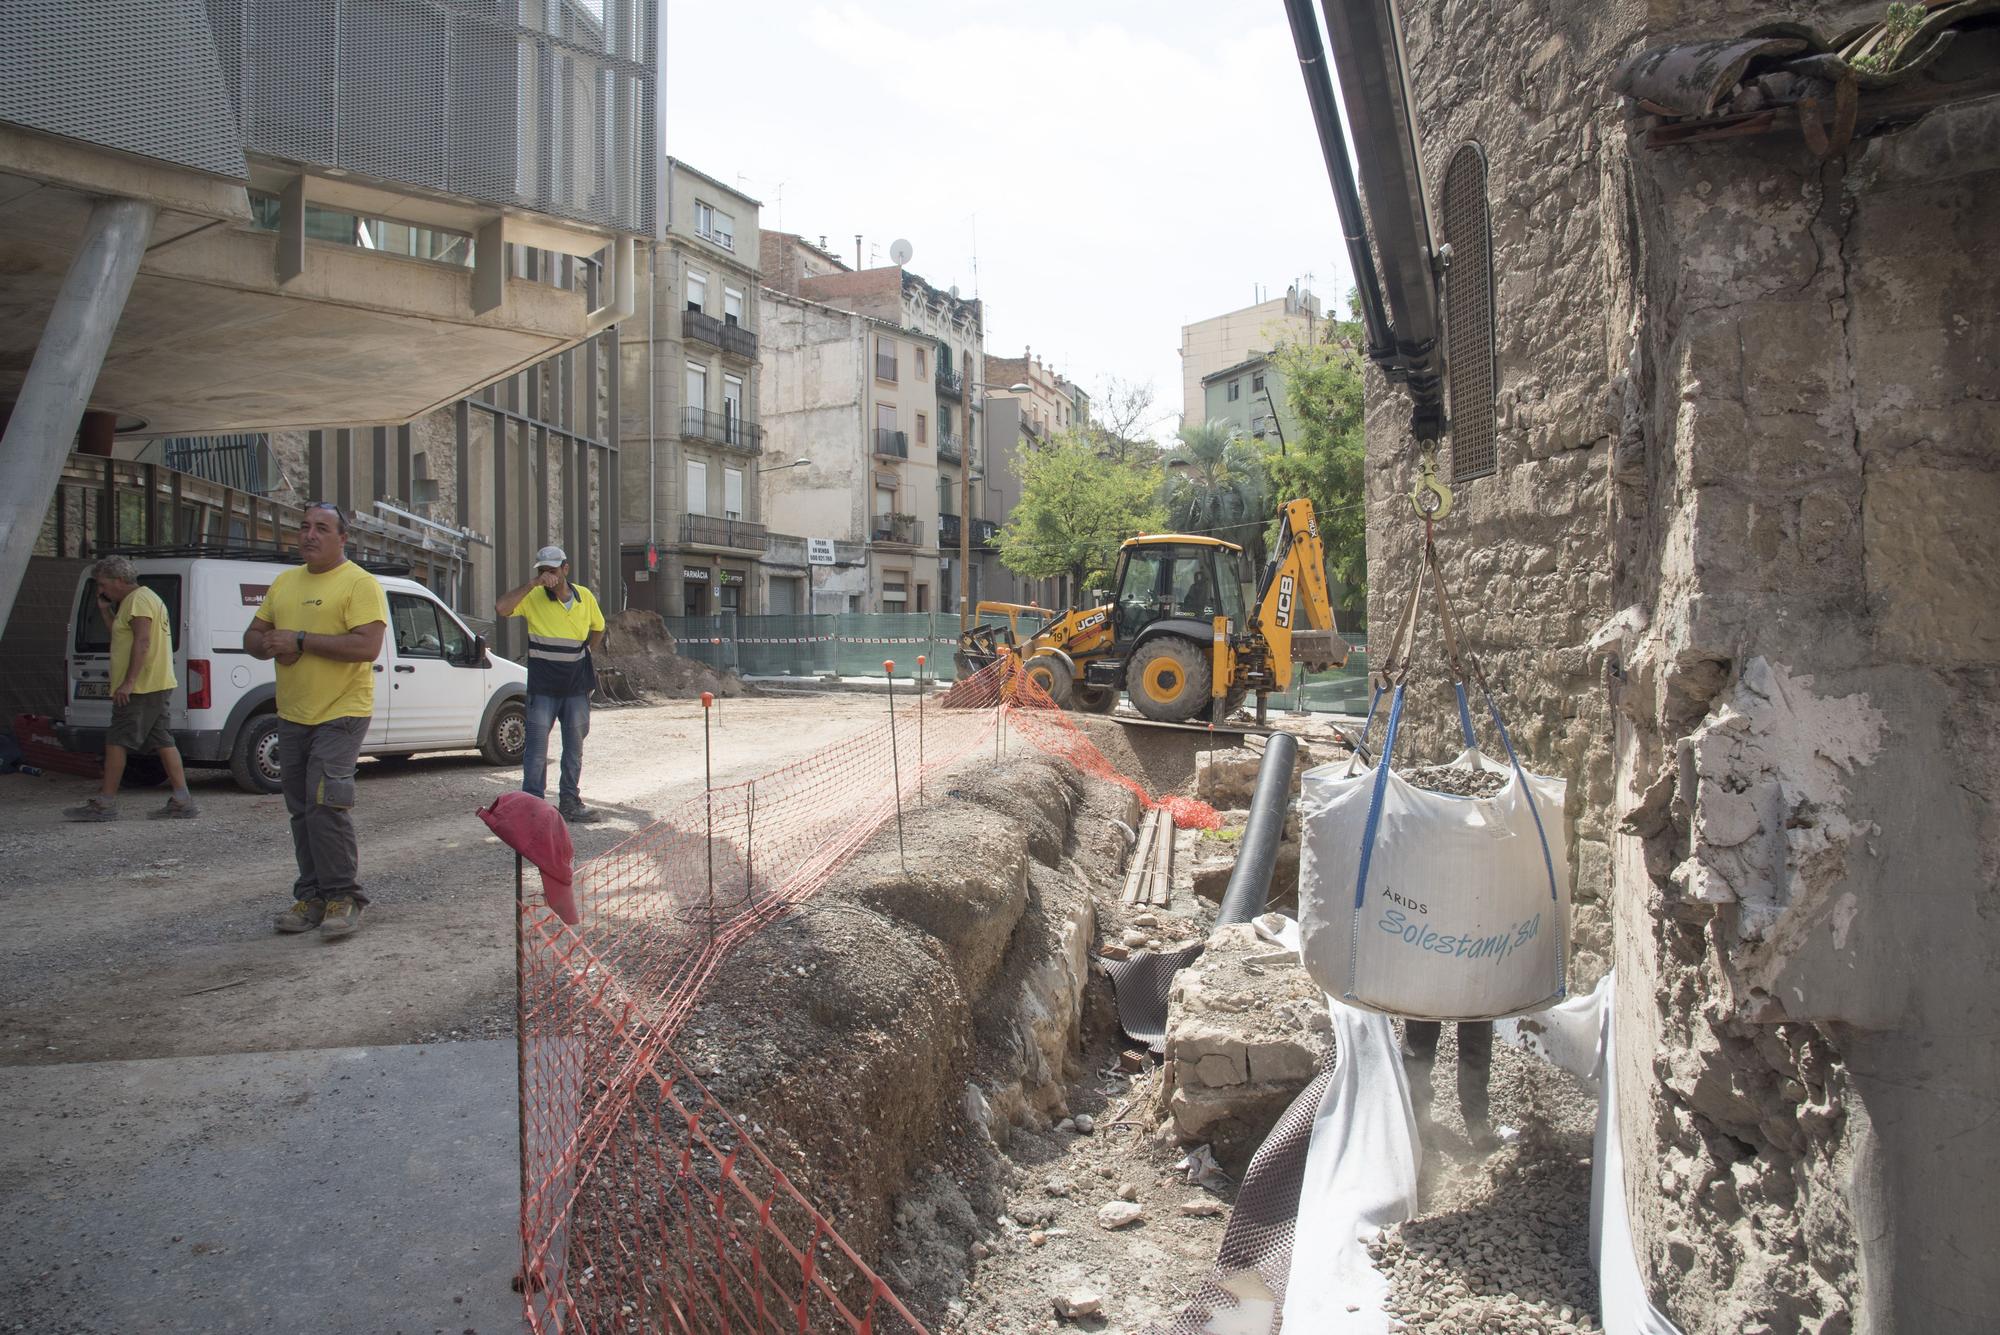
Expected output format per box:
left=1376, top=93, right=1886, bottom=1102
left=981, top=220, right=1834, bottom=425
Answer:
left=1254, top=497, right=1348, bottom=688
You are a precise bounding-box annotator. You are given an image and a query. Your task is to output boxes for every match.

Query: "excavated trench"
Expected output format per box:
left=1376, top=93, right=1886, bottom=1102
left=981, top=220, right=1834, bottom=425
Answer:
left=664, top=726, right=1603, bottom=1334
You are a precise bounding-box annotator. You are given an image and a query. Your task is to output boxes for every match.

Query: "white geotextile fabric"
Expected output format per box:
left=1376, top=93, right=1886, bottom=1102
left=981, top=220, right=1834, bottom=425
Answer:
left=1497, top=975, right=1682, bottom=1335
left=1298, top=749, right=1571, bottom=1021
left=1249, top=915, right=1681, bottom=1335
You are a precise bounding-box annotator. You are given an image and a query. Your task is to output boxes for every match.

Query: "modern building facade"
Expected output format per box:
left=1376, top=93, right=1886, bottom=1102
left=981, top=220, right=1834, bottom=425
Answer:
left=1178, top=286, right=1319, bottom=425
left=617, top=160, right=767, bottom=619
left=0, top=0, right=658, bottom=631
left=1200, top=353, right=1292, bottom=445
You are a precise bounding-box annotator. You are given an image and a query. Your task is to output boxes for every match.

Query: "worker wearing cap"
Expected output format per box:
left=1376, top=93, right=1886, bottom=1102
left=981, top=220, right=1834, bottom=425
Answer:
left=497, top=546, right=605, bottom=822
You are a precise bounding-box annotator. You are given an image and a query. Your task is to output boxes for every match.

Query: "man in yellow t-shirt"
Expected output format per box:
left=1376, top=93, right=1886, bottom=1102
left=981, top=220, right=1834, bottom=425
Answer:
left=64, top=556, right=197, bottom=822
left=245, top=503, right=388, bottom=939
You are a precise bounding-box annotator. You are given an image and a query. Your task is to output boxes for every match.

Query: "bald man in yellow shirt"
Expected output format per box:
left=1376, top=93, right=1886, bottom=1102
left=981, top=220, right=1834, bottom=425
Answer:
left=245, top=503, right=388, bottom=939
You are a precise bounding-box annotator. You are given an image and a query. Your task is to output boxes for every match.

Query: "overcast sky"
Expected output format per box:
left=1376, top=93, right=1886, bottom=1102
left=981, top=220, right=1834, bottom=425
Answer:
left=663, top=1, right=1357, bottom=442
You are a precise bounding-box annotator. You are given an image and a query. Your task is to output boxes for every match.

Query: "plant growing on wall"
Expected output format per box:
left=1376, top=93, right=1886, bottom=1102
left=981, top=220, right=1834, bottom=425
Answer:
left=996, top=432, right=1164, bottom=602
left=1263, top=302, right=1368, bottom=626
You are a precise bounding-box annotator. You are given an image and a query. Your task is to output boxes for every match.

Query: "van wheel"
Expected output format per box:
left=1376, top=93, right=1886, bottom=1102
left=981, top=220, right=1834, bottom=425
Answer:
left=229, top=713, right=284, bottom=795
left=481, top=699, right=527, bottom=767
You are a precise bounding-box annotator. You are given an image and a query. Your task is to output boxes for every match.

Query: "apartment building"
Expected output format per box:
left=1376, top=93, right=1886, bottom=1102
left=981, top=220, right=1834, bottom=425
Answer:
left=619, top=161, right=768, bottom=618
left=759, top=248, right=988, bottom=615
left=1201, top=352, right=1293, bottom=445
left=1178, top=286, right=1319, bottom=425
left=982, top=349, right=1086, bottom=441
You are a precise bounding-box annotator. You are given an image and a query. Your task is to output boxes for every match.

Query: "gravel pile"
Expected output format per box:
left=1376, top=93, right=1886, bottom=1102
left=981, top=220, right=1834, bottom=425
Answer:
left=1401, top=764, right=1509, bottom=798
left=1376, top=1023, right=1605, bottom=1333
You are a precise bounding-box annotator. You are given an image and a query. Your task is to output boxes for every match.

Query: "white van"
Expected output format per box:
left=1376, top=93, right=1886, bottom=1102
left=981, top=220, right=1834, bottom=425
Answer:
left=59, top=556, right=529, bottom=794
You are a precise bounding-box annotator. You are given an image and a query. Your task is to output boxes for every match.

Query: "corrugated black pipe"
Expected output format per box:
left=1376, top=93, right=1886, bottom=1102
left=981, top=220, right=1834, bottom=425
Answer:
left=1216, top=732, right=1298, bottom=927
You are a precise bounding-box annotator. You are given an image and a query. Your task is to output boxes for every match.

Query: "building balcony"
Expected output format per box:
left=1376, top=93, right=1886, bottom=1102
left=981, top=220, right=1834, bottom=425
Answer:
left=682, top=407, right=763, bottom=454
left=938, top=512, right=960, bottom=548
left=973, top=518, right=1000, bottom=550
left=873, top=428, right=908, bottom=459
left=682, top=513, right=768, bottom=553
left=720, top=321, right=758, bottom=360
left=935, top=369, right=963, bottom=399
left=683, top=308, right=724, bottom=347
left=871, top=513, right=921, bottom=547
left=938, top=430, right=963, bottom=462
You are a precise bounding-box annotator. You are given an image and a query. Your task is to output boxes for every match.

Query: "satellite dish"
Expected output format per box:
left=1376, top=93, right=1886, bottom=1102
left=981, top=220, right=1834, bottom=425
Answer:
left=889, top=238, right=914, bottom=266
left=948, top=285, right=960, bottom=300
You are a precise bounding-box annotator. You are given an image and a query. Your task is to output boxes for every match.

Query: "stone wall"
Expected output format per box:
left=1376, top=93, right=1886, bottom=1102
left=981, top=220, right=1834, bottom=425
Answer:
left=1371, top=3, right=1999, bottom=1331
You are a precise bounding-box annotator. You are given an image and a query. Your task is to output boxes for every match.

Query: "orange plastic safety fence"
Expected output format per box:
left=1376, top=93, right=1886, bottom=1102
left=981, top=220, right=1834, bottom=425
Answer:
left=516, top=657, right=1214, bottom=1333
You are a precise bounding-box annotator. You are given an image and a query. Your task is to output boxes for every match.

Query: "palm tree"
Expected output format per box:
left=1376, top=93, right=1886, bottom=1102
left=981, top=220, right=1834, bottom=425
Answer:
left=1162, top=418, right=1272, bottom=565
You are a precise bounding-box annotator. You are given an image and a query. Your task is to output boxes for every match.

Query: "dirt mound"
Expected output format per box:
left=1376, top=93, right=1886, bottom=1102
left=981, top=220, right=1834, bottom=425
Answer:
left=596, top=608, right=752, bottom=700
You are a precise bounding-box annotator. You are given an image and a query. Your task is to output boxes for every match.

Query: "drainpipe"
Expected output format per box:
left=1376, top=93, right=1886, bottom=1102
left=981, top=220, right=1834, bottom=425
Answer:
left=1216, top=731, right=1299, bottom=927
left=646, top=239, right=658, bottom=570
left=0, top=197, right=155, bottom=633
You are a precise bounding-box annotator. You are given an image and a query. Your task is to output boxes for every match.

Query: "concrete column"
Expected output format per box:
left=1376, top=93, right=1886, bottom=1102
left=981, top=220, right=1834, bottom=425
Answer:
left=0, top=196, right=154, bottom=634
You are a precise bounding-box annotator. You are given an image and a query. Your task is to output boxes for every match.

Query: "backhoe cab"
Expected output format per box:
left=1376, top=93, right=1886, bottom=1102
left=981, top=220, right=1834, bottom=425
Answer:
left=959, top=498, right=1349, bottom=726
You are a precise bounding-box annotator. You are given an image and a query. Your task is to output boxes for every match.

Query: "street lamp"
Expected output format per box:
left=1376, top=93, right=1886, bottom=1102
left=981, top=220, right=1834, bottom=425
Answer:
left=758, top=456, right=811, bottom=473
left=961, top=382, right=1032, bottom=631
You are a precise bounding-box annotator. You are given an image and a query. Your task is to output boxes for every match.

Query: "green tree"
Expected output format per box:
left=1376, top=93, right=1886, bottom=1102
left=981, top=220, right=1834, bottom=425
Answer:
left=1264, top=308, right=1367, bottom=625
left=1161, top=418, right=1272, bottom=564
left=997, top=432, right=1164, bottom=601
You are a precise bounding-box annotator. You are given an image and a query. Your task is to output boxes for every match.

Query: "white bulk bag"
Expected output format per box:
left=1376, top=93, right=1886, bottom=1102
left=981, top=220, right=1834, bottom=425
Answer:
left=1298, top=688, right=1570, bottom=1020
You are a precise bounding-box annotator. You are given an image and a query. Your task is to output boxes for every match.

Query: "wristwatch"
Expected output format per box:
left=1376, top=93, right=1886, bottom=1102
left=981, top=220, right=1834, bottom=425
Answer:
left=295, top=630, right=307, bottom=655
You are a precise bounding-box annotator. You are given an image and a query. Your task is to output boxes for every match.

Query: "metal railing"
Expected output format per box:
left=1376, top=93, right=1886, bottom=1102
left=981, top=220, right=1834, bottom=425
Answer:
left=973, top=517, right=1000, bottom=549
left=937, top=431, right=962, bottom=461
left=720, top=322, right=758, bottom=359
left=870, top=514, right=920, bottom=546
left=683, top=308, right=724, bottom=347
left=873, top=428, right=908, bottom=458
left=681, top=513, right=768, bottom=551
left=934, top=369, right=963, bottom=398
left=875, top=355, right=898, bottom=382
left=938, top=513, right=960, bottom=547
left=154, top=434, right=270, bottom=494
left=682, top=406, right=763, bottom=452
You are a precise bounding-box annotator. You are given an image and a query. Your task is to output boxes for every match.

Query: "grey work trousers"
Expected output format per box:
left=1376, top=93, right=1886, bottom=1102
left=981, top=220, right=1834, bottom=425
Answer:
left=1403, top=1019, right=1494, bottom=1128
left=279, top=715, right=370, bottom=905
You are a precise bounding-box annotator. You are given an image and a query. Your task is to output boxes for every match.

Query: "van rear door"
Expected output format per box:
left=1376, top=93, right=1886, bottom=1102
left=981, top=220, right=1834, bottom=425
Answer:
left=68, top=572, right=185, bottom=729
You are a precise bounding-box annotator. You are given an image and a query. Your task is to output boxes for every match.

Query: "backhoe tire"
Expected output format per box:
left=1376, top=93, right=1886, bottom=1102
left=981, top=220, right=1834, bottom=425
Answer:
left=1077, top=684, right=1117, bottom=714
left=1023, top=653, right=1075, bottom=707
left=1128, top=637, right=1211, bottom=723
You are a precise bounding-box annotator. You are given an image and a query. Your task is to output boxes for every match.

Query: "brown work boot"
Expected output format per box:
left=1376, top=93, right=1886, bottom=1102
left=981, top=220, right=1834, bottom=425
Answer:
left=63, top=797, right=119, bottom=822
left=275, top=897, right=325, bottom=933
left=319, top=896, right=364, bottom=939
left=148, top=796, right=200, bottom=820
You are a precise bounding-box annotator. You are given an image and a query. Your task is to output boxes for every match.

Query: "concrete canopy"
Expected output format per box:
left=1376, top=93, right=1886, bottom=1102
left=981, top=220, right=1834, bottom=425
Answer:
left=0, top=166, right=596, bottom=435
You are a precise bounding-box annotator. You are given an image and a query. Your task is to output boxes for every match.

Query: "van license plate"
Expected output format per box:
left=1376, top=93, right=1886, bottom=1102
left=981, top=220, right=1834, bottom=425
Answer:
left=76, top=682, right=108, bottom=699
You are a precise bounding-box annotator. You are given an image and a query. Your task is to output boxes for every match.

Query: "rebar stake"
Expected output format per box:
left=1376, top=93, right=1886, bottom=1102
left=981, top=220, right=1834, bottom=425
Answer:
left=915, top=654, right=926, bottom=806
left=884, top=660, right=906, bottom=873
left=701, top=690, right=716, bottom=942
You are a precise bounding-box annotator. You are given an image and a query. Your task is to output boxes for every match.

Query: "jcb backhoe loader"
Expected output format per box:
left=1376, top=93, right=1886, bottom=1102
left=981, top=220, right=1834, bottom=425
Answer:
left=957, top=498, right=1349, bottom=725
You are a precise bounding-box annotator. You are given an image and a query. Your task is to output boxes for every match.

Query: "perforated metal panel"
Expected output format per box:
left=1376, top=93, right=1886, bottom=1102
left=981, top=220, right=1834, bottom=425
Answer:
left=222, top=0, right=658, bottom=234
left=0, top=0, right=249, bottom=180
left=1441, top=142, right=1497, bottom=483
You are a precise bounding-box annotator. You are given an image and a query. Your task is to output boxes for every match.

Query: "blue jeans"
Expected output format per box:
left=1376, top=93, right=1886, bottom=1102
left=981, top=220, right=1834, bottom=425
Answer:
left=522, top=692, right=591, bottom=806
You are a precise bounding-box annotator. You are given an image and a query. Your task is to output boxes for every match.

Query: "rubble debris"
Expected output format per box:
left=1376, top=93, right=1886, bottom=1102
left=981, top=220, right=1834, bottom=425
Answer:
left=1401, top=764, right=1509, bottom=798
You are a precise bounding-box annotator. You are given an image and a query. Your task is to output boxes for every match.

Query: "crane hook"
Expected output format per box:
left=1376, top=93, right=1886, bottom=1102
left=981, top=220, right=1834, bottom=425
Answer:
left=1410, top=445, right=1453, bottom=522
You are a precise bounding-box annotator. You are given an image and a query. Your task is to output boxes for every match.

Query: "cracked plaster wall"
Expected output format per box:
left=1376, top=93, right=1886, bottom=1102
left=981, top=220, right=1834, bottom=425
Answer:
left=1375, top=3, right=1999, bottom=1332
